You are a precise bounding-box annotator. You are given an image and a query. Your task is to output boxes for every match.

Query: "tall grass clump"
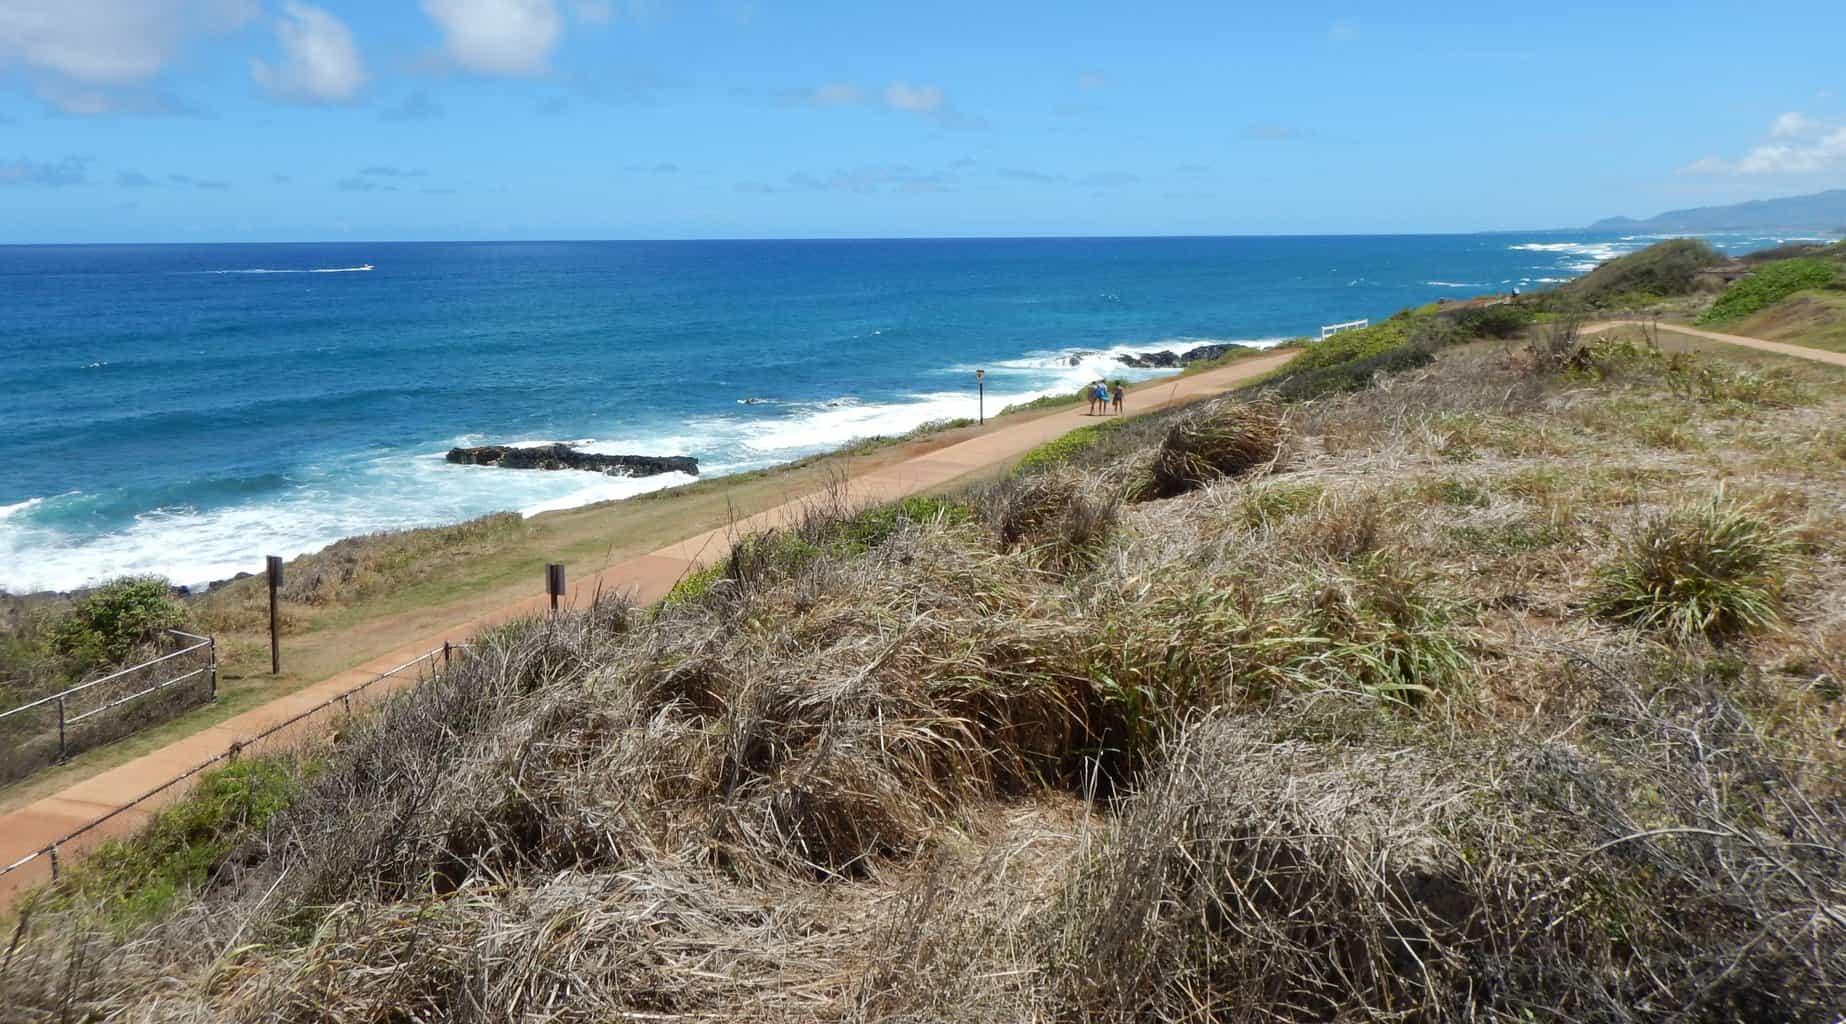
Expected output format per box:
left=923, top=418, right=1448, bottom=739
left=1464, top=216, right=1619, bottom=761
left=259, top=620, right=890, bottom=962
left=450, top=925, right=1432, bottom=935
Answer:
left=989, top=469, right=1121, bottom=572
left=1132, top=400, right=1286, bottom=500
left=1590, top=495, right=1791, bottom=643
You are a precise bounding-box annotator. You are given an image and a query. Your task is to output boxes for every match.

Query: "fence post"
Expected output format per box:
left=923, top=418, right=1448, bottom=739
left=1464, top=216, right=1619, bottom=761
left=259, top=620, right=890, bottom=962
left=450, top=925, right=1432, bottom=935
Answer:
left=208, top=636, right=219, bottom=703
left=443, top=640, right=451, bottom=672
left=56, top=695, right=67, bottom=762
left=267, top=555, right=284, bottom=675
left=546, top=563, right=565, bottom=615
left=48, top=844, right=59, bottom=881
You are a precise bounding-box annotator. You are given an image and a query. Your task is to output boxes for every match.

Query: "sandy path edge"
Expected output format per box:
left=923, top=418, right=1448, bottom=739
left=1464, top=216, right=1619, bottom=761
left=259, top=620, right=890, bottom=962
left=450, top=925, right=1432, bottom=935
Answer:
left=0, top=350, right=1294, bottom=903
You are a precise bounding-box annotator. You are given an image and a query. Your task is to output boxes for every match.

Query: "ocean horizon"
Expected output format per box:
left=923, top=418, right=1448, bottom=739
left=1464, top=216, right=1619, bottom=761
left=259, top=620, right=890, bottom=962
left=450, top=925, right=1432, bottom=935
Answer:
left=0, top=230, right=1801, bottom=594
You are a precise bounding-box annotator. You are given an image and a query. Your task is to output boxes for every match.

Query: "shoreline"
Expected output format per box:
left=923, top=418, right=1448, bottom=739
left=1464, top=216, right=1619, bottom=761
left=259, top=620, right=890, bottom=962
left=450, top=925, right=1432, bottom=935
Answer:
left=2, top=341, right=1288, bottom=601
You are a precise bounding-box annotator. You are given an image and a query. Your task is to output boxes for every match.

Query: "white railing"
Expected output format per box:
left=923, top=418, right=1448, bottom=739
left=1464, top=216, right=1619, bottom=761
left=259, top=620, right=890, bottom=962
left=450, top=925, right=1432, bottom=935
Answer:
left=1320, top=318, right=1369, bottom=341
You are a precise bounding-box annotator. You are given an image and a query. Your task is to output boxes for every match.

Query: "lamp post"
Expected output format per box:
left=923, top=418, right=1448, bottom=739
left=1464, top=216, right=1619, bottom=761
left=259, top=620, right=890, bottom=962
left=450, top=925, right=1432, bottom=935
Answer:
left=975, top=368, right=985, bottom=425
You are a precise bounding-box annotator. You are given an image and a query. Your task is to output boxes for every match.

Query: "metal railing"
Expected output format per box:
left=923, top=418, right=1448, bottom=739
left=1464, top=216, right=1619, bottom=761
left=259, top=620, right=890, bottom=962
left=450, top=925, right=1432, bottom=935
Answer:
left=0, top=630, right=216, bottom=771
left=1320, top=318, right=1370, bottom=340
left=0, top=641, right=464, bottom=889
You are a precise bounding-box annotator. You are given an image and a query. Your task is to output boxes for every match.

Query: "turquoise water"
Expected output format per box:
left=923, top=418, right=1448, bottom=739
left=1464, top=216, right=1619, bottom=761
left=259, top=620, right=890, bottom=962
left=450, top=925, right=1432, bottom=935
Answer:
left=0, top=232, right=1787, bottom=592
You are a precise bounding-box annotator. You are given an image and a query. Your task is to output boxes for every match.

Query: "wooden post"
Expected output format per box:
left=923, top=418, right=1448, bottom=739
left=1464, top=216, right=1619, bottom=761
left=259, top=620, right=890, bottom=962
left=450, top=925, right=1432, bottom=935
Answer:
left=208, top=636, right=218, bottom=702
left=546, top=563, right=565, bottom=615
left=267, top=555, right=283, bottom=675
left=976, top=369, right=985, bottom=425
left=56, top=695, right=66, bottom=762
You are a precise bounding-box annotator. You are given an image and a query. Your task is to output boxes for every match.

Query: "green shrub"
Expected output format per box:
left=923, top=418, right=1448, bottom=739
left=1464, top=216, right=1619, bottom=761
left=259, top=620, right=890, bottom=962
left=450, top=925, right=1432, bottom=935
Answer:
left=663, top=562, right=726, bottom=605
left=49, top=576, right=189, bottom=672
left=1289, top=319, right=1412, bottom=373
left=1270, top=343, right=1433, bottom=402
left=1589, top=497, right=1791, bottom=643
left=1455, top=303, right=1533, bottom=338
left=1698, top=259, right=1839, bottom=324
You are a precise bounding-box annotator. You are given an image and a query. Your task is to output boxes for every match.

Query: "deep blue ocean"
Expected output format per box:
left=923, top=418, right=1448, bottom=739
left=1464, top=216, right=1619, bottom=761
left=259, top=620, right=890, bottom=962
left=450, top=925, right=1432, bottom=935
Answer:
left=0, top=232, right=1792, bottom=592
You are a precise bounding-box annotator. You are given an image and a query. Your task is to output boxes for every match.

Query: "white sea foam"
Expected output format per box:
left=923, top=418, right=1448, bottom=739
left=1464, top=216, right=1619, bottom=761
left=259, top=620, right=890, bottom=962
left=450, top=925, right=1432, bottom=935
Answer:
left=200, top=265, right=373, bottom=275
left=1427, top=281, right=1485, bottom=288
left=0, top=335, right=1288, bottom=593
left=0, top=496, right=46, bottom=521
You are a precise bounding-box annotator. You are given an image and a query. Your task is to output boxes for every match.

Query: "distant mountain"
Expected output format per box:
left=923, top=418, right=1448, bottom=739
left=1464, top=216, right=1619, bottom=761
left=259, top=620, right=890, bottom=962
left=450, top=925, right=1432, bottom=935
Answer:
left=1590, top=189, right=1846, bottom=233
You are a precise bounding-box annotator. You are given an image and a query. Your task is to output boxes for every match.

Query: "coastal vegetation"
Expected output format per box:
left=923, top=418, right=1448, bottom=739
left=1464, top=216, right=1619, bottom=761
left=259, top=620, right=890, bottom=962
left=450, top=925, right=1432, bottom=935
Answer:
left=1538, top=237, right=1725, bottom=311
left=8, top=303, right=1842, bottom=1021
left=1699, top=257, right=1840, bottom=324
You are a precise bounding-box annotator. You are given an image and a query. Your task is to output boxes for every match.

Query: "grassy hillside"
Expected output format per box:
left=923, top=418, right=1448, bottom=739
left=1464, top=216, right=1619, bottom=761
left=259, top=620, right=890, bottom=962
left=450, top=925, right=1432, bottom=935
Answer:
left=1542, top=237, right=1726, bottom=309
left=6, top=323, right=1844, bottom=1021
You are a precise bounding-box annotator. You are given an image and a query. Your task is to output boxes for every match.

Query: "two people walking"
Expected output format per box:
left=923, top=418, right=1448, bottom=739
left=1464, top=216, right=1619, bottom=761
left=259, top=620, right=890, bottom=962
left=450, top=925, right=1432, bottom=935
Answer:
left=1087, top=379, right=1125, bottom=416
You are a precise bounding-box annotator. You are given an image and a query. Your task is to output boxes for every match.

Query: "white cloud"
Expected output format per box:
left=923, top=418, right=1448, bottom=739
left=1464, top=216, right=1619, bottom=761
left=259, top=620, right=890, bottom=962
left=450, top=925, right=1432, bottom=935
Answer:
left=789, top=78, right=979, bottom=127
left=251, top=2, right=366, bottom=104
left=804, top=81, right=864, bottom=107
left=0, top=0, right=256, bottom=113
left=422, top=0, right=561, bottom=76
left=1770, top=111, right=1823, bottom=139
left=1683, top=112, right=1846, bottom=176
left=883, top=80, right=942, bottom=114
left=0, top=155, right=87, bottom=185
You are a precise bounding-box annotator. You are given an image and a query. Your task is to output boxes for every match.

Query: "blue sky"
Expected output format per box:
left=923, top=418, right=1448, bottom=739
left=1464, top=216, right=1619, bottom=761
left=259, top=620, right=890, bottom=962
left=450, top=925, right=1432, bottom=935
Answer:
left=1, top=0, right=1842, bottom=242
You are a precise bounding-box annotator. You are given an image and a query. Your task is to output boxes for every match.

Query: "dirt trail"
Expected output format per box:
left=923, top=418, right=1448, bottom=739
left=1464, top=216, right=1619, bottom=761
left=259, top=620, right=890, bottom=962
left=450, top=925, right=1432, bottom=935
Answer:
left=0, top=350, right=1294, bottom=904
left=1588, top=319, right=1846, bottom=368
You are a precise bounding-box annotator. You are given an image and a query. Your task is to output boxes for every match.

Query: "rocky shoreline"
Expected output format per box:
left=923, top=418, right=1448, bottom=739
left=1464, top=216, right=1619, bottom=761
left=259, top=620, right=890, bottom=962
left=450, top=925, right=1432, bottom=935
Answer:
left=445, top=444, right=700, bottom=478
left=1116, top=342, right=1250, bottom=369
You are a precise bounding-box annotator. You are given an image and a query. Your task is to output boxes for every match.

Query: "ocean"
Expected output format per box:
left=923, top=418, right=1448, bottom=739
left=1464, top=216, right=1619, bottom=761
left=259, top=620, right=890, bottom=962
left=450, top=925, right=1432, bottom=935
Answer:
left=0, top=232, right=1793, bottom=593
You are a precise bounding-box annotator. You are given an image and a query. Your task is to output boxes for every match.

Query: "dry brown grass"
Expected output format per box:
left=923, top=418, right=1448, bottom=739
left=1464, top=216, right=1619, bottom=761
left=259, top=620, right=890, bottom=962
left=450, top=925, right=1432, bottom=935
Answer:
left=6, top=336, right=1845, bottom=1023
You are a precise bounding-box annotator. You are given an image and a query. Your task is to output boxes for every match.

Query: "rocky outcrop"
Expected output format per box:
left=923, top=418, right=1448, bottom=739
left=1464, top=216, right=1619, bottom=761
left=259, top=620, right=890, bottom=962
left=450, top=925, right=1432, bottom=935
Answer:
left=1118, top=342, right=1249, bottom=369
left=446, top=444, right=699, bottom=478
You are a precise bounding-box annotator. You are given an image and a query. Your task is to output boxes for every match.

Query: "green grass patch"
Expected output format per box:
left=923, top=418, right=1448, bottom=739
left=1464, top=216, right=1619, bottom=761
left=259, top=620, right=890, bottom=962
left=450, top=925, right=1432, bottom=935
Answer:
left=1236, top=481, right=1325, bottom=529
left=38, top=756, right=305, bottom=930
left=1015, top=420, right=1125, bottom=474
left=1699, top=259, right=1840, bottom=324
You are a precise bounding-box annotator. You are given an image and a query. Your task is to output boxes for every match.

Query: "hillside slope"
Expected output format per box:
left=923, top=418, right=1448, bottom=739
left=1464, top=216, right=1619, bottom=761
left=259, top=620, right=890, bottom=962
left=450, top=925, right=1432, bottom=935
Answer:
left=6, top=323, right=1844, bottom=1022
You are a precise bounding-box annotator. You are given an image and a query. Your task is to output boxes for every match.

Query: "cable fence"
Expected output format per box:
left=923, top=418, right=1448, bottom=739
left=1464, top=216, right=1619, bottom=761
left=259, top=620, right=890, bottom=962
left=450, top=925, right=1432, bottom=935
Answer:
left=0, top=630, right=216, bottom=787
left=0, top=642, right=462, bottom=898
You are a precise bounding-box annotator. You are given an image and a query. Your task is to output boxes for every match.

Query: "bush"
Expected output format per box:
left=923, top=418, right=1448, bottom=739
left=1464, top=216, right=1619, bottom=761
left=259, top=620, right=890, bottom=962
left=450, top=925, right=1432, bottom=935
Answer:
left=1270, top=343, right=1434, bottom=402
left=1698, top=258, right=1839, bottom=324
left=1289, top=319, right=1411, bottom=373
left=1454, top=302, right=1533, bottom=338
left=48, top=576, right=188, bottom=672
left=1134, top=401, right=1286, bottom=500
left=1590, top=497, right=1791, bottom=643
